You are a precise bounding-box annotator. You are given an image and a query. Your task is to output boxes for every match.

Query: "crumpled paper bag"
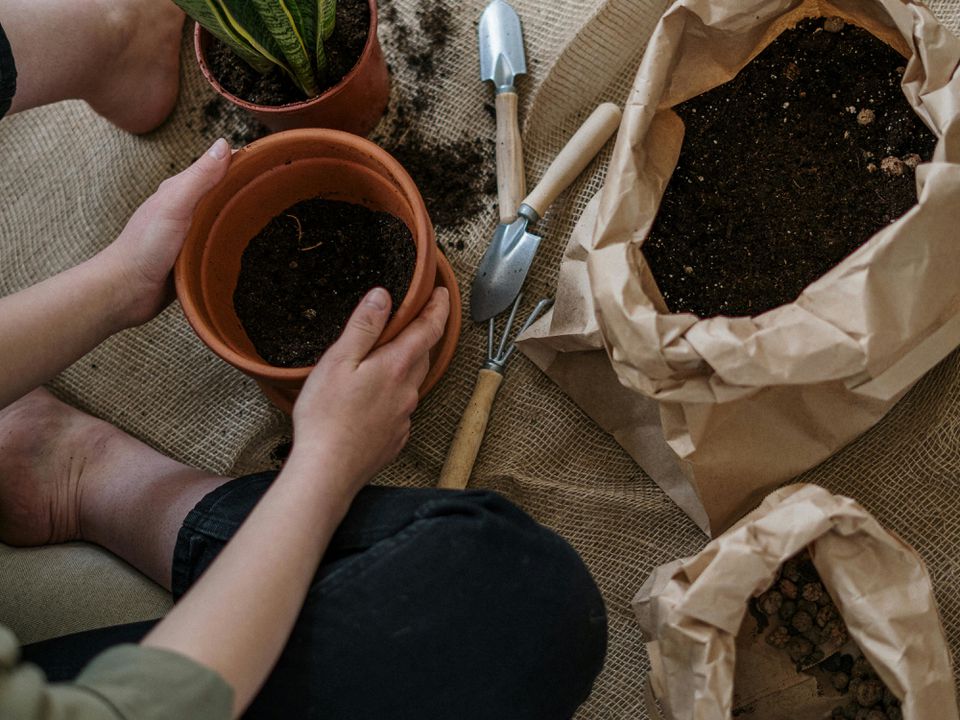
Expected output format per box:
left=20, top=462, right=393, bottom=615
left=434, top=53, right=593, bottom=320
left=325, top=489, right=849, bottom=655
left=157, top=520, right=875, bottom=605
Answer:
left=518, top=0, right=960, bottom=535
left=632, top=483, right=958, bottom=720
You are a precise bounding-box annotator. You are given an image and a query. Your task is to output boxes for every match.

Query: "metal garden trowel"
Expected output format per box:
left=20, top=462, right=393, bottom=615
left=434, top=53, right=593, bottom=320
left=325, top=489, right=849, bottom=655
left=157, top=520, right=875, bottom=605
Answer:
left=471, top=102, right=623, bottom=322
left=479, top=0, right=528, bottom=223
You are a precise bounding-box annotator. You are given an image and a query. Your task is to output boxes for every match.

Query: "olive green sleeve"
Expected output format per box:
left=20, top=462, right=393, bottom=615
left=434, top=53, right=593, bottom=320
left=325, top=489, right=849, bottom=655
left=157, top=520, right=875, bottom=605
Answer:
left=0, top=626, right=234, bottom=719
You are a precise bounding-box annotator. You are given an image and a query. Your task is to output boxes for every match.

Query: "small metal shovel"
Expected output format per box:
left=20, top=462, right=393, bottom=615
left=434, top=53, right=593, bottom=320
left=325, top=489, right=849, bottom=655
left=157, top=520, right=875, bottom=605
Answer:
left=471, top=102, right=622, bottom=322
left=479, top=0, right=528, bottom=223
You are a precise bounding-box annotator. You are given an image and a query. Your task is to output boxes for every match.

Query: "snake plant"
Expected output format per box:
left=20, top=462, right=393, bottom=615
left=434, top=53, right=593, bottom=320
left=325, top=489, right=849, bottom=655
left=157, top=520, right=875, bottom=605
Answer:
left=175, top=0, right=338, bottom=98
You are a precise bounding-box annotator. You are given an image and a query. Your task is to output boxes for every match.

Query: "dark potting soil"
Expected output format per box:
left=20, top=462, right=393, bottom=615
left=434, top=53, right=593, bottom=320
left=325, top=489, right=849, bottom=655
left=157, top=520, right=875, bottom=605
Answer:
left=642, top=17, right=937, bottom=318
left=269, top=439, right=293, bottom=468
left=205, top=0, right=370, bottom=106
left=234, top=198, right=416, bottom=368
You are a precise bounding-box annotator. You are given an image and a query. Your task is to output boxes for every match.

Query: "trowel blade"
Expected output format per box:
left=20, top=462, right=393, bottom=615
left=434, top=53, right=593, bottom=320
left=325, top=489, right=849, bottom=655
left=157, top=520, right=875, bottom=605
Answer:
left=479, top=0, right=527, bottom=90
left=471, top=218, right=541, bottom=322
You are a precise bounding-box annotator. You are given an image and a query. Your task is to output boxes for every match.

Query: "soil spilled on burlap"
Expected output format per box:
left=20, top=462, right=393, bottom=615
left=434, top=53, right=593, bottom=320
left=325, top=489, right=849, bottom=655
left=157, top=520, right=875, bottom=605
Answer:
left=234, top=198, right=416, bottom=368
left=375, top=0, right=497, bottom=241
left=642, top=17, right=937, bottom=318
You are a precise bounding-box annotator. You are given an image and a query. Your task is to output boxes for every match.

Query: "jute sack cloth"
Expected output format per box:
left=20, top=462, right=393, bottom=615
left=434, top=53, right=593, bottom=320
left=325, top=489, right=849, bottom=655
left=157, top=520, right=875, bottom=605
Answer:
left=519, top=0, right=960, bottom=536
left=632, top=484, right=958, bottom=720
left=1, top=1, right=959, bottom=718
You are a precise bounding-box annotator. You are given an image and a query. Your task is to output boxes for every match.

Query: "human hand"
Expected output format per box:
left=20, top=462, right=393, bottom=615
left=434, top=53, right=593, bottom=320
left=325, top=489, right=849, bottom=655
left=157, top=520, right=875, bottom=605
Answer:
left=289, top=286, right=450, bottom=497
left=97, top=138, right=232, bottom=329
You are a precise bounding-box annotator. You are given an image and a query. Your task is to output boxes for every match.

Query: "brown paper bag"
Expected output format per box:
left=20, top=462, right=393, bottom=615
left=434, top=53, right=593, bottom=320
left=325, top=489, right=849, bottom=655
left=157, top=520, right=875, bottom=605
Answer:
left=631, top=483, right=958, bottom=720
left=518, top=0, right=960, bottom=535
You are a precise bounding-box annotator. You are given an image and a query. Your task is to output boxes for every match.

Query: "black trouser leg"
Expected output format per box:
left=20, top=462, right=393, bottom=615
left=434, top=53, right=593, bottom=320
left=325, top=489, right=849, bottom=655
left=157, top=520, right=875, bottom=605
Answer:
left=24, top=474, right=608, bottom=720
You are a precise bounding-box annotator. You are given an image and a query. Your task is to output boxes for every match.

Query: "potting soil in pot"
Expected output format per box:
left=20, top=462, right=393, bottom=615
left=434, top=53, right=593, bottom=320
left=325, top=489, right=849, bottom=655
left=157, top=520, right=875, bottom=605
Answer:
left=642, top=17, right=938, bottom=319
left=206, top=0, right=370, bottom=106
left=233, top=198, right=415, bottom=368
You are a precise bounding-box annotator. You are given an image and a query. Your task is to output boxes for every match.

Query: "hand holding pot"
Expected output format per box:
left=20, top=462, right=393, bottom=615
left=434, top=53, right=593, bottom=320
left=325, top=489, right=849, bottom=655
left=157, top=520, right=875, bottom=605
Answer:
left=291, top=287, right=450, bottom=496
left=98, top=138, right=232, bottom=330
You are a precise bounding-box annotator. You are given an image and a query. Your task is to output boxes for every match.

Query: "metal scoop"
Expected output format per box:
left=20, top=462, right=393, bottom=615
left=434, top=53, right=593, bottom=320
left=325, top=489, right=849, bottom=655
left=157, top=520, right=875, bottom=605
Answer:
left=471, top=102, right=622, bottom=322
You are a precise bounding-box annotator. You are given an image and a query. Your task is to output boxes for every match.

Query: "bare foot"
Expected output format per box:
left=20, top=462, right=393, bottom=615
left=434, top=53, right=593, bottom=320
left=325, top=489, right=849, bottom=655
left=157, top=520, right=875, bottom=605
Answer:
left=85, top=1, right=186, bottom=134
left=0, top=387, right=228, bottom=587
left=0, top=388, right=117, bottom=546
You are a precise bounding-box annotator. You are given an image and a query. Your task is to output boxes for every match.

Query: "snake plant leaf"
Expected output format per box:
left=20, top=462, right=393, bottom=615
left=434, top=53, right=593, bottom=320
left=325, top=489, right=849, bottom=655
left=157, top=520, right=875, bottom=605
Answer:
left=287, top=0, right=326, bottom=80
left=285, top=0, right=316, bottom=44
left=289, top=1, right=319, bottom=74
left=171, top=0, right=275, bottom=75
left=217, top=1, right=291, bottom=76
left=315, top=0, right=337, bottom=77
left=251, top=0, right=320, bottom=96
left=318, top=0, right=337, bottom=41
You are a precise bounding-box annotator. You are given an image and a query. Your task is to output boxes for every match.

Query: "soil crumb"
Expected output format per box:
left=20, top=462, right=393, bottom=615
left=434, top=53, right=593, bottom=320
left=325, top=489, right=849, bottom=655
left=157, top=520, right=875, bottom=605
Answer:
left=234, top=198, right=416, bottom=367
left=381, top=0, right=453, bottom=81
left=642, top=17, right=936, bottom=318
left=269, top=439, right=293, bottom=468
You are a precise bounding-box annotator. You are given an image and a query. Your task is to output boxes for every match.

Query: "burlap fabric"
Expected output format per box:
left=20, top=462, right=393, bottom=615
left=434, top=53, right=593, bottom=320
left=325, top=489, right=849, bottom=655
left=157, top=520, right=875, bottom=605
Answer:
left=0, top=1, right=957, bottom=717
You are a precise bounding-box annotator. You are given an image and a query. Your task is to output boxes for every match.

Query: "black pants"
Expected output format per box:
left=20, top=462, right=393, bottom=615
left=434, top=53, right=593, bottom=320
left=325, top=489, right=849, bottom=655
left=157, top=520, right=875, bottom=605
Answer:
left=0, top=22, right=16, bottom=119
left=22, top=473, right=608, bottom=719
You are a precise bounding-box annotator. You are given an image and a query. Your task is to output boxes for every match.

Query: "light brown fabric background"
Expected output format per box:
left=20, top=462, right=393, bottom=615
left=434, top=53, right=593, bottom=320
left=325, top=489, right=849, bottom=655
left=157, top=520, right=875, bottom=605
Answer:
left=0, top=1, right=957, bottom=717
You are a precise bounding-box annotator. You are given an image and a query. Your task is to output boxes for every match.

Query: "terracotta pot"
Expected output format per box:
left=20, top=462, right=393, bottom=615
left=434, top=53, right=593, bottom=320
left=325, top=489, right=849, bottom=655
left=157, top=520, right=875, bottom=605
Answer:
left=176, top=129, right=460, bottom=412
left=194, top=0, right=390, bottom=135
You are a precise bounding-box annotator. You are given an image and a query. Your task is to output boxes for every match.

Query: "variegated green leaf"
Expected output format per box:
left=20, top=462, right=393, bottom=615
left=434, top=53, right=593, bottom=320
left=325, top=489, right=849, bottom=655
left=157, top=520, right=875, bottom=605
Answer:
left=172, top=0, right=274, bottom=74
left=317, top=0, right=336, bottom=42
left=218, top=1, right=291, bottom=76
left=315, top=0, right=337, bottom=77
left=250, top=0, right=320, bottom=96
left=285, top=0, right=316, bottom=44
left=289, top=0, right=319, bottom=72
left=315, top=40, right=327, bottom=81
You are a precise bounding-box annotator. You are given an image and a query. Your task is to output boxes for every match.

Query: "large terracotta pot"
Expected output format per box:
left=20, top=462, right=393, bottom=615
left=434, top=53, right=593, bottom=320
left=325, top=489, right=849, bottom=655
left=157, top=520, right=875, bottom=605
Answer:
left=175, top=129, right=461, bottom=413
left=194, top=0, right=390, bottom=135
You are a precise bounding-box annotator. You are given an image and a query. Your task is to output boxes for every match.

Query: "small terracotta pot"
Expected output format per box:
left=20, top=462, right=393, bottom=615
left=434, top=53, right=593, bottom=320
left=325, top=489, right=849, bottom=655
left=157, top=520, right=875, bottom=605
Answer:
left=175, top=129, right=461, bottom=412
left=194, top=0, right=390, bottom=135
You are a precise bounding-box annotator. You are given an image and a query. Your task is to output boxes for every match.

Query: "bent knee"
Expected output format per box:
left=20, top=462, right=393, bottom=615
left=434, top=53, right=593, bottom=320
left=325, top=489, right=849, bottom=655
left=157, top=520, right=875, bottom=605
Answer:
left=298, top=488, right=607, bottom=719
left=412, top=490, right=609, bottom=714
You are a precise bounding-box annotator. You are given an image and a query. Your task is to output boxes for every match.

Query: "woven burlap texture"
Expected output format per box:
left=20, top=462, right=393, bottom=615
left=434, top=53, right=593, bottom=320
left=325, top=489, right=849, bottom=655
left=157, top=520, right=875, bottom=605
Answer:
left=0, top=1, right=958, bottom=717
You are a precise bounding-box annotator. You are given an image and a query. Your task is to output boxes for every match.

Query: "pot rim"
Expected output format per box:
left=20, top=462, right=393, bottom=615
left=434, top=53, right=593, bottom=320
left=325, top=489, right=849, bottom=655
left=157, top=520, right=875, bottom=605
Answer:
left=193, top=0, right=380, bottom=115
left=176, top=128, right=436, bottom=384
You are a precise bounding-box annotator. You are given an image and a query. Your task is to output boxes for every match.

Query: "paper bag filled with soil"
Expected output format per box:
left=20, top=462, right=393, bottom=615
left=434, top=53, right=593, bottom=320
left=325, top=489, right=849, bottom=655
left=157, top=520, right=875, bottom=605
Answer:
left=518, top=0, right=960, bottom=535
left=632, top=484, right=958, bottom=720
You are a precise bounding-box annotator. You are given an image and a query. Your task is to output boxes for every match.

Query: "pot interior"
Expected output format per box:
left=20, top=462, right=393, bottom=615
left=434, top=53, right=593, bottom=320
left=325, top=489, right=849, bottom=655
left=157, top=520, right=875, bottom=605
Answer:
left=201, top=157, right=419, bottom=364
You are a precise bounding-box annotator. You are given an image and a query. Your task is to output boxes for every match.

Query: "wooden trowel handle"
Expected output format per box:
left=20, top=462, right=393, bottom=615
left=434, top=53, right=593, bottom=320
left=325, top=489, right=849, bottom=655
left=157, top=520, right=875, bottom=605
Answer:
left=523, top=102, right=622, bottom=219
left=438, top=369, right=504, bottom=490
left=496, top=92, right=526, bottom=223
